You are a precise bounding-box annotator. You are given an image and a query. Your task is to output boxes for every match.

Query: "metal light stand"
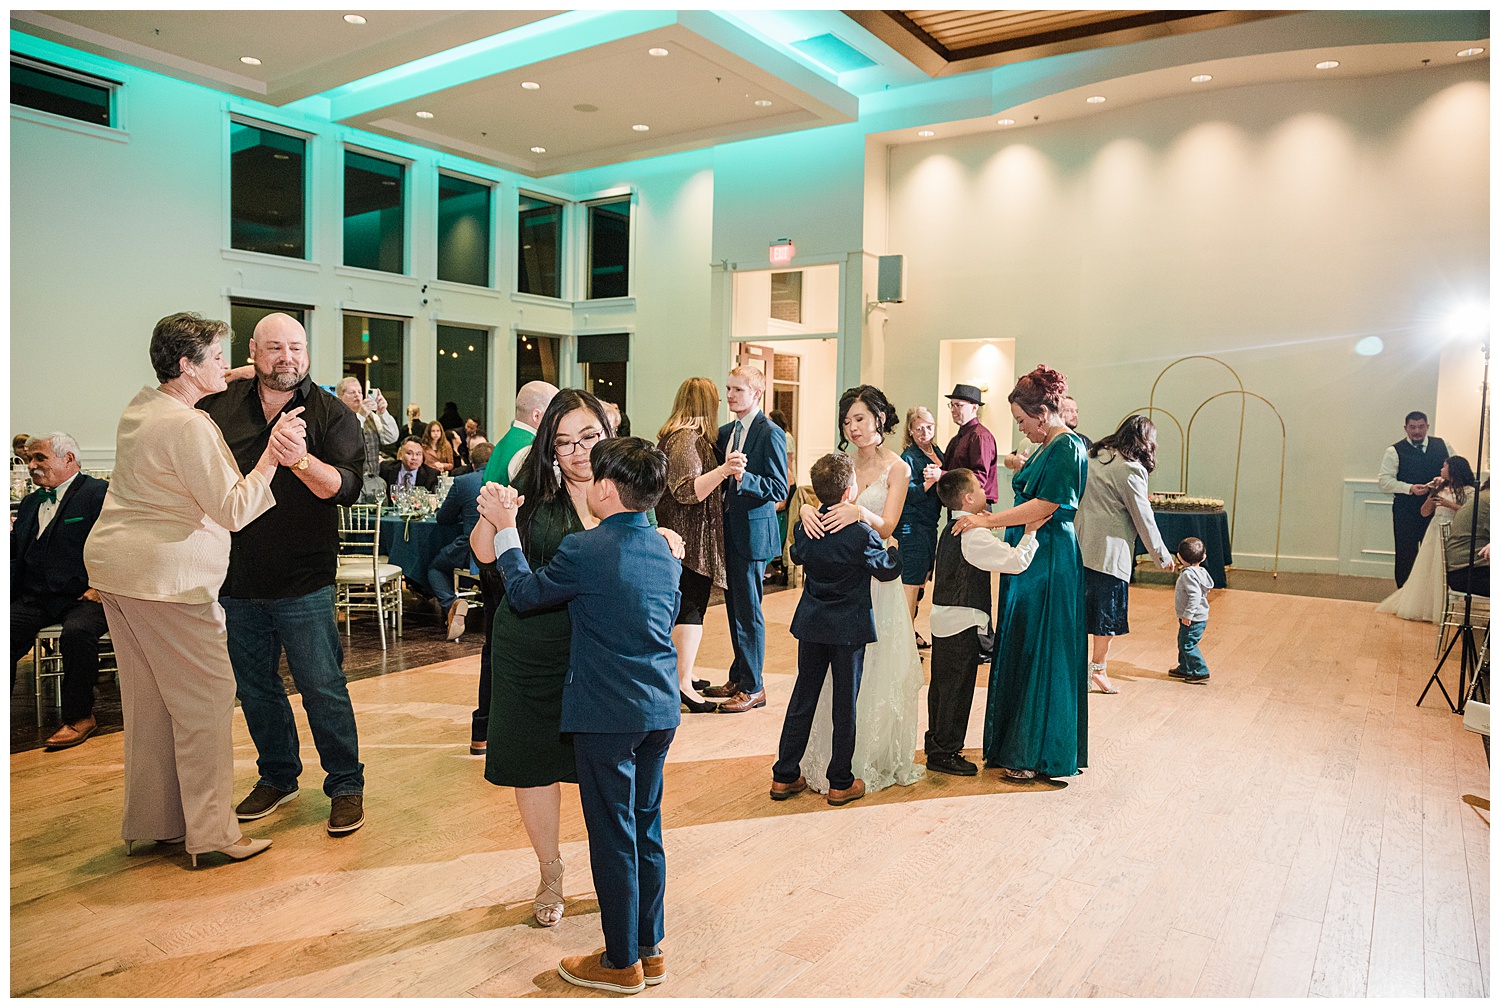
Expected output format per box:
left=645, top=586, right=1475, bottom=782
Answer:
left=1418, top=336, right=1490, bottom=714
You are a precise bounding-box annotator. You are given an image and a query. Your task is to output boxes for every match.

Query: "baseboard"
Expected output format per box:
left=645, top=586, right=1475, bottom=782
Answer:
left=1229, top=553, right=1345, bottom=576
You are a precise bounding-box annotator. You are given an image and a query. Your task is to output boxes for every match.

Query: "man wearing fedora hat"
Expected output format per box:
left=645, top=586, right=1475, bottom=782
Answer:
left=937, top=384, right=999, bottom=505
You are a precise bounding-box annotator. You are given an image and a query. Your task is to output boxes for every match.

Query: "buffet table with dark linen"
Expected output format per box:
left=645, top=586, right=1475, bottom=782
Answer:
left=379, top=515, right=466, bottom=582
left=1135, top=508, right=1232, bottom=588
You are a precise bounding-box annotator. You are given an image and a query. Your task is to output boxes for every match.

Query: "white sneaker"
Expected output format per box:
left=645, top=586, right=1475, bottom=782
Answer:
left=446, top=599, right=469, bottom=640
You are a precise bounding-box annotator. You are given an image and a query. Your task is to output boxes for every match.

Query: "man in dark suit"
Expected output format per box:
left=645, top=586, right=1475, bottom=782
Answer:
left=428, top=441, right=491, bottom=640
left=379, top=438, right=439, bottom=498
left=1378, top=411, right=1449, bottom=587
left=771, top=453, right=901, bottom=808
left=10, top=432, right=110, bottom=749
left=486, top=437, right=681, bottom=995
left=703, top=365, right=788, bottom=713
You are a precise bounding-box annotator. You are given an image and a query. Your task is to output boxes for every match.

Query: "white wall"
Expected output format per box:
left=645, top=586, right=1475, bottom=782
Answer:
left=880, top=62, right=1488, bottom=572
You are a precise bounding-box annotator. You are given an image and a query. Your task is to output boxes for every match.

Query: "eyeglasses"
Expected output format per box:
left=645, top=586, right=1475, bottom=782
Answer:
left=553, top=429, right=604, bottom=457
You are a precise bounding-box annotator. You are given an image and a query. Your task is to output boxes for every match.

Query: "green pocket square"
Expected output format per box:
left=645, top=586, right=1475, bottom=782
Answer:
left=62, top=516, right=85, bottom=523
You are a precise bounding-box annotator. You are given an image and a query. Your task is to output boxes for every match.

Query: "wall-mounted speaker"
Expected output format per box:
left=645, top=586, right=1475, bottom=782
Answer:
left=877, top=255, right=904, bottom=303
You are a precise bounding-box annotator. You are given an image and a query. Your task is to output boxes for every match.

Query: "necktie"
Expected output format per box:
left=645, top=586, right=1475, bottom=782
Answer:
left=732, top=421, right=743, bottom=454
left=35, top=487, right=56, bottom=504
left=402, top=470, right=414, bottom=487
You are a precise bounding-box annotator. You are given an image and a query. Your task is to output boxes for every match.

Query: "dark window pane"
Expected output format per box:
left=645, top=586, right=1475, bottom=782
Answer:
left=587, top=198, right=631, bottom=299
left=518, top=195, right=562, bottom=298
left=11, top=61, right=111, bottom=125
left=436, top=324, right=488, bottom=437
left=517, top=332, right=560, bottom=389
left=344, top=151, right=405, bottom=273
left=343, top=314, right=406, bottom=421
left=578, top=333, right=629, bottom=416
left=437, top=174, right=491, bottom=287
left=231, top=122, right=306, bottom=258
left=229, top=302, right=307, bottom=371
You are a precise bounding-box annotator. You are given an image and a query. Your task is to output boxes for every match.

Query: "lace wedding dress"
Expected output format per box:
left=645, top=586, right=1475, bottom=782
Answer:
left=802, top=467, right=927, bottom=794
left=1376, top=487, right=1463, bottom=623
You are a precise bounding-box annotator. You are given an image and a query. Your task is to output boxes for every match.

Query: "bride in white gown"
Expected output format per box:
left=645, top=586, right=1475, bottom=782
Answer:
left=798, top=385, right=926, bottom=794
left=1377, top=457, right=1475, bottom=623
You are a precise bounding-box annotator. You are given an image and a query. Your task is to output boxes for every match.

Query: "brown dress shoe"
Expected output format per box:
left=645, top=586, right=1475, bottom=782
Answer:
left=45, top=718, right=97, bottom=750
left=769, top=776, right=807, bottom=801
left=642, top=953, right=665, bottom=985
left=717, top=689, right=766, bottom=713
left=700, top=681, right=739, bottom=699
left=827, top=778, right=866, bottom=806
left=558, top=952, right=645, bottom=994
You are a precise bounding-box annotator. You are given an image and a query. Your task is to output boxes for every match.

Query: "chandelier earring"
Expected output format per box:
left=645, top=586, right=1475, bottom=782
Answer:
left=553, top=460, right=563, bottom=486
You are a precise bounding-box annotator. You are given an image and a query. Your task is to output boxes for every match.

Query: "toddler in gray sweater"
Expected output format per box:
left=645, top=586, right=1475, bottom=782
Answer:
left=1170, top=536, right=1214, bottom=683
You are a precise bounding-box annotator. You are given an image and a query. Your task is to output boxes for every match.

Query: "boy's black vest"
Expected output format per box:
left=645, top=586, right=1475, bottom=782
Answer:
left=932, top=519, right=991, bottom=617
left=1392, top=437, right=1447, bottom=522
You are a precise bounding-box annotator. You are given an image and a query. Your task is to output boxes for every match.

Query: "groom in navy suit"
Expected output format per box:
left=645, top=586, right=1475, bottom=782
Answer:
left=771, top=453, right=901, bottom=807
left=486, top=437, right=682, bottom=996
left=704, top=365, right=788, bottom=713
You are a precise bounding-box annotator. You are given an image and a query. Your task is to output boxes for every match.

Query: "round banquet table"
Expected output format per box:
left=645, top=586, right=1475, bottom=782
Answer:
left=379, top=514, right=466, bottom=581
left=1135, top=508, right=1233, bottom=589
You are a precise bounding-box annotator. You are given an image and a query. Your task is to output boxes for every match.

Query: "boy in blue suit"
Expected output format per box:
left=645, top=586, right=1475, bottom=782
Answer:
left=484, top=437, right=682, bottom=996
left=771, top=453, right=901, bottom=808
left=704, top=365, right=789, bottom=712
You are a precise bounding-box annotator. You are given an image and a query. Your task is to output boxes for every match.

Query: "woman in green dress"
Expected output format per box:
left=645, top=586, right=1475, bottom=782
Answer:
left=953, top=365, right=1088, bottom=780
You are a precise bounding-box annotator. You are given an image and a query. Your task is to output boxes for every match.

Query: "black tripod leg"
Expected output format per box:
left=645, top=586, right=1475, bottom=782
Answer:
left=1419, top=628, right=1464, bottom=711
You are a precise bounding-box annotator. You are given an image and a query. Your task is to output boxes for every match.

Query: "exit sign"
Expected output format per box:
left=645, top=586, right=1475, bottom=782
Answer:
left=769, top=240, right=795, bottom=265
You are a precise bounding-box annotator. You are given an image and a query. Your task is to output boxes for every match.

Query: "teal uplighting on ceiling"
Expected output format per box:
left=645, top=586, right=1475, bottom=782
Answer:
left=791, top=34, right=877, bottom=74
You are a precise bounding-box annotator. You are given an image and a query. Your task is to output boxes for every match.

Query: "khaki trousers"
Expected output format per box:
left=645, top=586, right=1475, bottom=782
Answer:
left=99, top=592, right=241, bottom=854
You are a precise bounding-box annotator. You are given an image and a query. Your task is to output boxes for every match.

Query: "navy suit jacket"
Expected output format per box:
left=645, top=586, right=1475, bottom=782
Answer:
left=12, top=473, right=108, bottom=599
left=435, top=469, right=484, bottom=536
left=497, top=510, right=683, bottom=735
left=789, top=510, right=902, bottom=646
left=716, top=411, right=788, bottom=561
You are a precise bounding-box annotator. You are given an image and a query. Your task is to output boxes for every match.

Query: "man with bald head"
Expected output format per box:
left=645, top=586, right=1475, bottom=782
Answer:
left=200, top=312, right=369, bottom=837
left=466, top=380, right=559, bottom=753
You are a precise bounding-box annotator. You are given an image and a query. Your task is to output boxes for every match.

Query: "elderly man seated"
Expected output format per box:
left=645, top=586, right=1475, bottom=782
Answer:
left=428, top=441, right=492, bottom=640
left=379, top=438, right=439, bottom=499
left=11, top=432, right=111, bottom=749
left=336, top=378, right=400, bottom=504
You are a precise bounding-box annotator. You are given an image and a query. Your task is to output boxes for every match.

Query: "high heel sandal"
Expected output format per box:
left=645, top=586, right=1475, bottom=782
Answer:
left=534, top=857, right=565, bottom=927
left=1088, top=663, right=1119, bottom=694
left=680, top=691, right=717, bottom=714
left=189, top=836, right=272, bottom=867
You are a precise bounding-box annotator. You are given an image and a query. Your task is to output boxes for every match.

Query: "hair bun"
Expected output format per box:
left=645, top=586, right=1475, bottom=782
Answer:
left=1023, top=364, right=1068, bottom=399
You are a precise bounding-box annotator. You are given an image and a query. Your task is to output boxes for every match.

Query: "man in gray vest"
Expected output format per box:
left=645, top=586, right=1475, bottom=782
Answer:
left=1377, top=410, right=1449, bottom=588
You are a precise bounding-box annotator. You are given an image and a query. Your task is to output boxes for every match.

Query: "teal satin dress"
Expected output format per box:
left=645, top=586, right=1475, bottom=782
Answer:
left=983, top=431, right=1089, bottom=777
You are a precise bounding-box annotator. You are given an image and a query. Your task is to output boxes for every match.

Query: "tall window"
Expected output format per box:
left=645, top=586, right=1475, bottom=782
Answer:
left=518, top=194, right=562, bottom=298
left=436, top=325, right=489, bottom=437
left=587, top=198, right=631, bottom=299
left=343, top=150, right=405, bottom=273
left=229, top=300, right=309, bottom=371
left=342, top=313, right=406, bottom=421
left=578, top=333, right=629, bottom=417
left=11, top=57, right=115, bottom=126
left=437, top=173, right=491, bottom=287
left=517, top=332, right=560, bottom=390
left=230, top=121, right=306, bottom=259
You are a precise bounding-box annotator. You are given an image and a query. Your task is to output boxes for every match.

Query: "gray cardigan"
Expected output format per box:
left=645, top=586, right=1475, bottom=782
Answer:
left=1075, top=447, right=1172, bottom=581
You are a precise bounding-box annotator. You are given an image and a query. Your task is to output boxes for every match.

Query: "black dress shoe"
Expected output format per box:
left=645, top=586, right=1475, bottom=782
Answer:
left=926, top=752, right=978, bottom=776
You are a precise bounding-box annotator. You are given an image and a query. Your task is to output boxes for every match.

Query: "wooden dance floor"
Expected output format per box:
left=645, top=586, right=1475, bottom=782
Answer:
left=11, top=584, right=1489, bottom=997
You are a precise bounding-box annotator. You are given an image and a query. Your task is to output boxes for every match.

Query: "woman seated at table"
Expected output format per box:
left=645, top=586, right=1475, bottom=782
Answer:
left=421, top=420, right=456, bottom=474
left=1444, top=480, right=1489, bottom=597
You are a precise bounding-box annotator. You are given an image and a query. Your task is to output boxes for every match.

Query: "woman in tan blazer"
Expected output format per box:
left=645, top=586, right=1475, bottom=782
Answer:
left=85, top=312, right=304, bottom=867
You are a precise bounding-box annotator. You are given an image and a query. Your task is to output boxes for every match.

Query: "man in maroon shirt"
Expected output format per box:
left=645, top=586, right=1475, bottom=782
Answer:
left=933, top=384, right=999, bottom=505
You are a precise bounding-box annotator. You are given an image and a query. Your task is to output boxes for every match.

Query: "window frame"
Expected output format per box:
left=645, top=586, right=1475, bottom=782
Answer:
left=435, top=168, right=497, bottom=290
left=341, top=143, right=413, bottom=276
left=579, top=188, right=637, bottom=303
left=10, top=53, right=126, bottom=139
left=225, top=114, right=313, bottom=262
left=516, top=189, right=568, bottom=302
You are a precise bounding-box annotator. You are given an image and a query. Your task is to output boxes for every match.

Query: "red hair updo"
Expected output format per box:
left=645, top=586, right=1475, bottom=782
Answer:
left=1008, top=364, right=1068, bottom=418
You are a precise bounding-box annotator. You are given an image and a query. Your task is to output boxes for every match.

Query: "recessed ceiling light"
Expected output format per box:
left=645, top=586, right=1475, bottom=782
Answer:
left=997, top=118, right=1015, bottom=126
left=632, top=124, right=650, bottom=132
left=1458, top=47, right=1485, bottom=57
left=1191, top=74, right=1212, bottom=83
left=521, top=81, right=541, bottom=90
left=648, top=47, right=669, bottom=57
left=343, top=14, right=366, bottom=25
left=917, top=130, right=935, bottom=137
left=753, top=99, right=773, bottom=107
left=530, top=146, right=546, bottom=153
left=415, top=110, right=434, bottom=119
left=1086, top=95, right=1107, bottom=104
left=1315, top=60, right=1340, bottom=70
left=240, top=56, right=261, bottom=65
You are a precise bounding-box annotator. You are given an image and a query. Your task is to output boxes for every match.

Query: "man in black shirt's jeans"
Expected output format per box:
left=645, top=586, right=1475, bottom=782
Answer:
left=201, top=313, right=368, bottom=836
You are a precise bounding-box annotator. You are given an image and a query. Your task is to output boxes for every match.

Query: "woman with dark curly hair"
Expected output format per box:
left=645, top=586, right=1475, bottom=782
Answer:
left=953, top=364, right=1088, bottom=780
left=1074, top=415, right=1174, bottom=693
left=796, top=384, right=925, bottom=794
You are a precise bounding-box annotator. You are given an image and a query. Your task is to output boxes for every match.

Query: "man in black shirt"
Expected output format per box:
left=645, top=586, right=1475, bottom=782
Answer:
left=200, top=313, right=368, bottom=837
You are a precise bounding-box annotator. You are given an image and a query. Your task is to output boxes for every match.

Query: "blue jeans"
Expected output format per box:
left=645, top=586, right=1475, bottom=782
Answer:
left=222, top=586, right=364, bottom=797
left=1177, top=620, right=1209, bottom=678
left=425, top=539, right=470, bottom=609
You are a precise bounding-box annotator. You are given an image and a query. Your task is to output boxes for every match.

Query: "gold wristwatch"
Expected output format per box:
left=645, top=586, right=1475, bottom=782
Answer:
left=292, top=453, right=311, bottom=471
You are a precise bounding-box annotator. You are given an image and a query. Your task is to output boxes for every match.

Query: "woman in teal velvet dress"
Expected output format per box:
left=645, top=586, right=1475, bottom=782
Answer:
left=953, top=365, right=1088, bottom=780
